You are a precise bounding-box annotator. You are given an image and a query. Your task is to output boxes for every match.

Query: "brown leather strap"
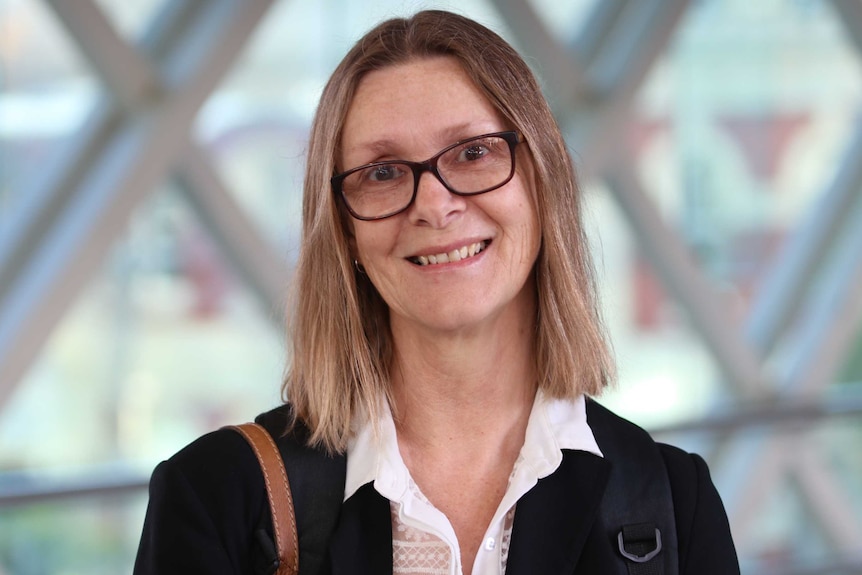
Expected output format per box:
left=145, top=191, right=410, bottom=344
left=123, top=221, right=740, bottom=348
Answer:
left=227, top=423, right=299, bottom=575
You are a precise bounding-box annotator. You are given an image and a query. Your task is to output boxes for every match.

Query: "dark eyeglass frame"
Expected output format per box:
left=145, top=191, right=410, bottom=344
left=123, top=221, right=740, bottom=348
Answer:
left=331, top=131, right=522, bottom=221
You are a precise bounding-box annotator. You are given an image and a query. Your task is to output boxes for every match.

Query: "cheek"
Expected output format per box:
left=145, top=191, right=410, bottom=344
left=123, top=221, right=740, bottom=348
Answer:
left=352, top=221, right=396, bottom=265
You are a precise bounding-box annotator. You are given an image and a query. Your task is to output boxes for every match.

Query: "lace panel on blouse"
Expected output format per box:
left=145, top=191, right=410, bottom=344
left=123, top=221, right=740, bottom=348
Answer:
left=390, top=475, right=518, bottom=575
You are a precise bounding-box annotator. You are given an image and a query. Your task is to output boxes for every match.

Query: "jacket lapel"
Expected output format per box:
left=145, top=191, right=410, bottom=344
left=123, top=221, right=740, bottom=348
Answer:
left=327, top=452, right=609, bottom=575
left=328, top=483, right=393, bottom=575
left=504, top=450, right=610, bottom=575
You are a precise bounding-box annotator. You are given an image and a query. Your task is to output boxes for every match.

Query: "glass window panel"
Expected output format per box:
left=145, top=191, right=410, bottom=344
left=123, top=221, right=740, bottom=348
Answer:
left=583, top=180, right=724, bottom=428
left=652, top=413, right=862, bottom=572
left=835, top=227, right=862, bottom=385
left=741, top=472, right=833, bottom=572
left=529, top=0, right=598, bottom=45
left=729, top=417, right=862, bottom=573
left=0, top=0, right=98, bottom=232
left=839, top=329, right=862, bottom=383
left=92, top=0, right=166, bottom=42
left=0, top=183, right=285, bottom=472
left=629, top=0, right=862, bottom=300
left=0, top=493, right=147, bottom=574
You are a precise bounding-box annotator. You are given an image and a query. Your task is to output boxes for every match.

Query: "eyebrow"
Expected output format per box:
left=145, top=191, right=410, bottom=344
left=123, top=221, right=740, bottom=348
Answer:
left=344, top=121, right=503, bottom=165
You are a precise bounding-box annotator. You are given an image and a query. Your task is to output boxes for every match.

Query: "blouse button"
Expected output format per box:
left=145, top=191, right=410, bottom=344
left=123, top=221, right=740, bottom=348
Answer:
left=484, top=537, right=496, bottom=551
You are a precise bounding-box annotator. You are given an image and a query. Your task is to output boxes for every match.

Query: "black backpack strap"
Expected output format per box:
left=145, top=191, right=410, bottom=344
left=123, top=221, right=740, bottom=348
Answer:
left=255, top=405, right=347, bottom=575
left=587, top=400, right=679, bottom=575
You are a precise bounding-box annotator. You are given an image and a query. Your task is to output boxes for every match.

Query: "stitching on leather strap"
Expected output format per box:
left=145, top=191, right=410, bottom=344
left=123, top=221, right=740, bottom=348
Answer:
left=227, top=424, right=299, bottom=575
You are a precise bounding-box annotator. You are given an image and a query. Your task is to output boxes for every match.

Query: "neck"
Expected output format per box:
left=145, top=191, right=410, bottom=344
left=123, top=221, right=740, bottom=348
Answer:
left=388, top=299, right=538, bottom=449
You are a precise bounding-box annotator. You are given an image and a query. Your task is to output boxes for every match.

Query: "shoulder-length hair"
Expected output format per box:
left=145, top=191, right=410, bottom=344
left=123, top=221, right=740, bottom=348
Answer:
left=284, top=10, right=614, bottom=452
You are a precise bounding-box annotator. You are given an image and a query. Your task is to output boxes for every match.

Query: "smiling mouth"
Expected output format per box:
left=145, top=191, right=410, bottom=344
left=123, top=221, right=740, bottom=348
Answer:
left=408, top=240, right=489, bottom=266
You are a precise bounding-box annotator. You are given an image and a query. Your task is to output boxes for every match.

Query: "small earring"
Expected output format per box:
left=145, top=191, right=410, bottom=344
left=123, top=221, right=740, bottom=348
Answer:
left=354, top=259, right=366, bottom=275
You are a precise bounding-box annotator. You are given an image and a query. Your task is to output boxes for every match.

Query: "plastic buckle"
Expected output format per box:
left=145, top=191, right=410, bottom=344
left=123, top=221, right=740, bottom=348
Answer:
left=618, top=527, right=662, bottom=563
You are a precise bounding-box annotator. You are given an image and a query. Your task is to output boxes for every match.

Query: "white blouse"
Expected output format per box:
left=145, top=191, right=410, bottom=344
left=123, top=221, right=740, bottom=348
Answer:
left=344, top=393, right=603, bottom=575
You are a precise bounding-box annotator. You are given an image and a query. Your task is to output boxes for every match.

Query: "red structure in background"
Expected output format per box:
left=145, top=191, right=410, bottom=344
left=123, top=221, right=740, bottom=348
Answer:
left=628, top=113, right=809, bottom=331
left=718, top=113, right=810, bottom=182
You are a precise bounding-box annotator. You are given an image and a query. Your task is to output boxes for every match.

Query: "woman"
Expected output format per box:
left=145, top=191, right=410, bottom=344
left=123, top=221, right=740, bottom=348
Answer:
left=135, top=10, right=739, bottom=575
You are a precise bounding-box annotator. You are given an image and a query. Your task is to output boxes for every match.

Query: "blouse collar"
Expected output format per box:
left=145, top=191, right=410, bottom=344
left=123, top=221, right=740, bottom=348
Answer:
left=344, top=392, right=603, bottom=502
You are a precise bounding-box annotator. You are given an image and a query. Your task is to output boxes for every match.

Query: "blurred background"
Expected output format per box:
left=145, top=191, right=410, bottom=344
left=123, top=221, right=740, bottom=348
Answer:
left=1, top=0, right=861, bottom=573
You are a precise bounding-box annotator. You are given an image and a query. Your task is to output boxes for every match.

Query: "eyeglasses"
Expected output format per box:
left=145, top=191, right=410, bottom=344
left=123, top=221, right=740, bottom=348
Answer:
left=332, top=131, right=522, bottom=221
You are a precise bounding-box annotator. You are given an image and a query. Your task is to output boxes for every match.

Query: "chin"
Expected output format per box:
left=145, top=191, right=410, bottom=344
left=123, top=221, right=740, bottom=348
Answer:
left=411, top=304, right=503, bottom=335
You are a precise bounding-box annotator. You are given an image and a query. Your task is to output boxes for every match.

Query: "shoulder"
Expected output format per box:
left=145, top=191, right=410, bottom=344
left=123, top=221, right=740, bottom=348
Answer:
left=145, top=405, right=314, bottom=538
left=656, top=443, right=709, bottom=503
left=585, top=399, right=733, bottom=530
left=585, top=399, right=654, bottom=443
left=656, top=443, right=723, bottom=529
left=136, top=406, right=302, bottom=574
left=585, top=399, right=664, bottom=465
left=151, top=425, right=269, bottom=530
left=157, top=404, right=308, bottom=501
left=585, top=399, right=740, bottom=573
left=657, top=443, right=740, bottom=573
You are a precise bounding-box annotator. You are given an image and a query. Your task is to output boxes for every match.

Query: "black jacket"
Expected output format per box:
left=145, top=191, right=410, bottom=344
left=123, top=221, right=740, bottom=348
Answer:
left=134, top=401, right=740, bottom=574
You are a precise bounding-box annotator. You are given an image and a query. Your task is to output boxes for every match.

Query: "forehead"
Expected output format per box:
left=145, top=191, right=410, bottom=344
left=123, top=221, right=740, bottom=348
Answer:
left=340, top=57, right=504, bottom=158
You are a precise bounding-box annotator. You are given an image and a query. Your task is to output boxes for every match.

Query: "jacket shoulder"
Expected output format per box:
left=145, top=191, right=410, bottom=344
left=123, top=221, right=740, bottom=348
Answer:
left=586, top=399, right=666, bottom=467
left=585, top=400, right=739, bottom=574
left=135, top=422, right=276, bottom=574
left=135, top=404, right=323, bottom=574
left=585, top=399, right=655, bottom=442
left=165, top=403, right=305, bottom=499
left=154, top=423, right=274, bottom=533
left=658, top=444, right=740, bottom=574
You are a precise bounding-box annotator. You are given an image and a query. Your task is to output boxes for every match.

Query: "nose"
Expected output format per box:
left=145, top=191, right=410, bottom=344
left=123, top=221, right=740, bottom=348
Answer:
left=407, top=170, right=467, bottom=227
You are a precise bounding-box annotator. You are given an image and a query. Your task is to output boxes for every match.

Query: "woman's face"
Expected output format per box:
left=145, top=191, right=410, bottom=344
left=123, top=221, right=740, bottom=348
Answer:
left=340, top=57, right=541, bottom=338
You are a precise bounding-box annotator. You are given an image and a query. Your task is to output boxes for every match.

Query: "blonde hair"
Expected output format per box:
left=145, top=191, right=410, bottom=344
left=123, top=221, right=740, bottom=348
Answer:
left=284, top=10, right=613, bottom=452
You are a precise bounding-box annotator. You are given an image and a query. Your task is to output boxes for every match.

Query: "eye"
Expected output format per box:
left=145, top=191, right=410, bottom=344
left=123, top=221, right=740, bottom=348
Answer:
left=457, top=144, right=490, bottom=162
left=365, top=163, right=406, bottom=182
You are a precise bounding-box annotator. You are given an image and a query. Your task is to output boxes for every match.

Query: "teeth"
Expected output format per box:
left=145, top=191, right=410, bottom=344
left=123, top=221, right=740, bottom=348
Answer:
left=411, top=241, right=487, bottom=266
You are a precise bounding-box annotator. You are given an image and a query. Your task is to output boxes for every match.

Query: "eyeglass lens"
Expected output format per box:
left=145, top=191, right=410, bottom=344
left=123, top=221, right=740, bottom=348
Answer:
left=339, top=133, right=515, bottom=220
